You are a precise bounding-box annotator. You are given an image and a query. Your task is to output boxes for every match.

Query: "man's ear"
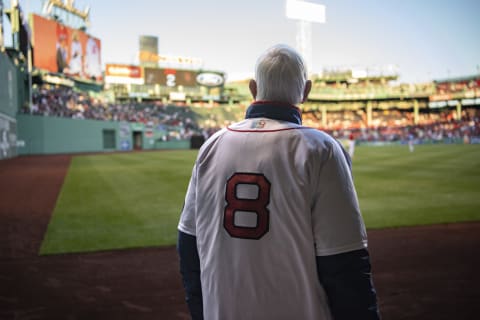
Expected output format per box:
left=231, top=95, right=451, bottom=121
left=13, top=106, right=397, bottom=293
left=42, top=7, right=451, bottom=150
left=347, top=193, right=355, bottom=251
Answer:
left=302, top=80, right=312, bottom=103
left=249, top=79, right=257, bottom=100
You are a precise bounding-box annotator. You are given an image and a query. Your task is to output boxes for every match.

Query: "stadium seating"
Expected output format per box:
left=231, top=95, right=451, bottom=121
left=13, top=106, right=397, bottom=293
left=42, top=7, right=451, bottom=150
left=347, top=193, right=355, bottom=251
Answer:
left=20, top=83, right=480, bottom=144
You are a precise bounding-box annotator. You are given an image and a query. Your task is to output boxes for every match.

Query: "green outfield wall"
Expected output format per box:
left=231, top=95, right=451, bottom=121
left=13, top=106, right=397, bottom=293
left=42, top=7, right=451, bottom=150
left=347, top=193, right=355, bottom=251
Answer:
left=0, top=52, right=19, bottom=159
left=0, top=52, right=19, bottom=118
left=17, top=115, right=122, bottom=155
left=16, top=115, right=191, bottom=155
left=154, top=140, right=190, bottom=149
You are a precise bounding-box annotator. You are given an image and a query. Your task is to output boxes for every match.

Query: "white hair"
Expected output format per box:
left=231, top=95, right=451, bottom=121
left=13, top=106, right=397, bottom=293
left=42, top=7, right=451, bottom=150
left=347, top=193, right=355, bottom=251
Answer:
left=255, top=44, right=308, bottom=105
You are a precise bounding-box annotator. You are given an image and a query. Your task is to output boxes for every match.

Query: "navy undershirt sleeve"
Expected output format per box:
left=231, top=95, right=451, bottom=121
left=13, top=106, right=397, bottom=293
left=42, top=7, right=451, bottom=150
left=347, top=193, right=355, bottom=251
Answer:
left=316, top=248, right=381, bottom=320
left=177, top=231, right=204, bottom=320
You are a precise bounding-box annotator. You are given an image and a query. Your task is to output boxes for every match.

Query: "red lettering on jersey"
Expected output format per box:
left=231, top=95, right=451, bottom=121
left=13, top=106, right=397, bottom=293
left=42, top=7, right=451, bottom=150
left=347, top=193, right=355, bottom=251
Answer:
left=224, top=173, right=271, bottom=240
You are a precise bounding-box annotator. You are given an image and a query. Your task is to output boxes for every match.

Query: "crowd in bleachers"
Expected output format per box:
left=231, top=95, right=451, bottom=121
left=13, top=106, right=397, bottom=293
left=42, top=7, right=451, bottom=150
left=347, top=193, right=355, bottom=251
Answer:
left=326, top=108, right=480, bottom=145
left=21, top=85, right=480, bottom=144
left=22, top=86, right=205, bottom=139
left=435, top=78, right=479, bottom=95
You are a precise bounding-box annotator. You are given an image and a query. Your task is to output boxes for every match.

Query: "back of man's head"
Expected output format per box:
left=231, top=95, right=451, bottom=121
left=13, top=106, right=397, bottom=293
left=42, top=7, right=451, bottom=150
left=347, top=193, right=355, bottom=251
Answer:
left=254, top=44, right=308, bottom=105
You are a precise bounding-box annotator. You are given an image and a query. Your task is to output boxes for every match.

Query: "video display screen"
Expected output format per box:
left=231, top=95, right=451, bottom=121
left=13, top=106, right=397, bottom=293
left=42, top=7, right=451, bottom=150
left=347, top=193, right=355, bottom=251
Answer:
left=31, top=14, right=103, bottom=82
left=144, top=68, right=197, bottom=87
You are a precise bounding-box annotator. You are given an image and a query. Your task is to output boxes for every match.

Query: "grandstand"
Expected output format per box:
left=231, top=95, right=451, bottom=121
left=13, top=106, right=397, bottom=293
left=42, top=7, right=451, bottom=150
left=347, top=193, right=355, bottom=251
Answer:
left=0, top=1, right=479, bottom=160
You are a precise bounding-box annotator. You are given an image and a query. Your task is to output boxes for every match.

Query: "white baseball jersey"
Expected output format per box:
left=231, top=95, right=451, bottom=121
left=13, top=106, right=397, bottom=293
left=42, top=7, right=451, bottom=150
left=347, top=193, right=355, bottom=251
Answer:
left=178, top=115, right=368, bottom=320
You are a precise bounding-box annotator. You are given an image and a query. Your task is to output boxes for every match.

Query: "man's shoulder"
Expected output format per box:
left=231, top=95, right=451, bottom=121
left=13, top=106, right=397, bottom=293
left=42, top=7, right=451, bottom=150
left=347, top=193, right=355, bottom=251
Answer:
left=297, top=126, right=338, bottom=145
left=224, top=119, right=338, bottom=146
left=198, top=128, right=228, bottom=150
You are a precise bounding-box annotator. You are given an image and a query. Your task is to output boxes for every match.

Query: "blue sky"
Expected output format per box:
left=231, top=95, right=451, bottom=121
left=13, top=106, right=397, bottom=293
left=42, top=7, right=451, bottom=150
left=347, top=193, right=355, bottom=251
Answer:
left=5, top=0, right=480, bottom=83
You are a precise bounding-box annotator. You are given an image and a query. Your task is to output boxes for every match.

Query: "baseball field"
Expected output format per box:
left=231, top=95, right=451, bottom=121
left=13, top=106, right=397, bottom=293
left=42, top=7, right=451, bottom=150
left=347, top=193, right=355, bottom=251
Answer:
left=1, top=144, right=480, bottom=319
left=40, top=144, right=480, bottom=254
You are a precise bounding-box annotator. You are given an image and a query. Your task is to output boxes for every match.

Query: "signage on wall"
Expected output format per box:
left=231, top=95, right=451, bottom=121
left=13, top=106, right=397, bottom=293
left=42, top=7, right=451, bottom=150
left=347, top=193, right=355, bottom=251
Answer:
left=196, top=72, right=224, bottom=87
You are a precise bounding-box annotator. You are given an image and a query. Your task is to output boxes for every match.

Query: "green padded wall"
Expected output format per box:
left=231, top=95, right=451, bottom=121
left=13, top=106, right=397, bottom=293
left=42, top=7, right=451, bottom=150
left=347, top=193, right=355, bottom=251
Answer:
left=16, top=115, right=191, bottom=155
left=17, top=115, right=123, bottom=155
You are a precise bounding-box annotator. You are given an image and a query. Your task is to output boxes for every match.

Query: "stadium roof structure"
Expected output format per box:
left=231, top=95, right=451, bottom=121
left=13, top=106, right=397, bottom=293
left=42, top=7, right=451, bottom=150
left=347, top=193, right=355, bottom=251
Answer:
left=313, top=67, right=399, bottom=84
left=433, top=74, right=480, bottom=84
left=30, top=69, right=104, bottom=92
left=42, top=0, right=90, bottom=30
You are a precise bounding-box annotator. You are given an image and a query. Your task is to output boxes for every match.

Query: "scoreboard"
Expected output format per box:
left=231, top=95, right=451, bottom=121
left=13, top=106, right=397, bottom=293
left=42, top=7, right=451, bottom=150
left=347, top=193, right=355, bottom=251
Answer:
left=144, top=68, right=197, bottom=87
left=105, top=63, right=226, bottom=100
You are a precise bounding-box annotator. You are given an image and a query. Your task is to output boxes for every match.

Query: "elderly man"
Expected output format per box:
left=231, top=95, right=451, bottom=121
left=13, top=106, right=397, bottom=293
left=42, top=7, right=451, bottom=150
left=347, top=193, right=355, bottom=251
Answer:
left=177, top=44, right=380, bottom=320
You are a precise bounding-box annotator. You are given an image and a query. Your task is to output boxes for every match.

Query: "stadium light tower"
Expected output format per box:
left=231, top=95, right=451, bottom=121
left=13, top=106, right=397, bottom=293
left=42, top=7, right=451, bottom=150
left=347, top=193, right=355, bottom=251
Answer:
left=0, top=1, right=4, bottom=51
left=286, top=0, right=326, bottom=73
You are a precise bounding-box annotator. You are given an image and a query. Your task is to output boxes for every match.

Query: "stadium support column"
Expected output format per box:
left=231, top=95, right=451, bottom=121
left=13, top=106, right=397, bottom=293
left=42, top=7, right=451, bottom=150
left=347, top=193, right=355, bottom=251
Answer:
left=0, top=0, right=4, bottom=51
left=456, top=101, right=462, bottom=120
left=321, top=104, right=327, bottom=128
left=26, top=0, right=32, bottom=109
left=366, top=100, right=372, bottom=127
left=413, top=100, right=419, bottom=125
left=9, top=0, right=19, bottom=50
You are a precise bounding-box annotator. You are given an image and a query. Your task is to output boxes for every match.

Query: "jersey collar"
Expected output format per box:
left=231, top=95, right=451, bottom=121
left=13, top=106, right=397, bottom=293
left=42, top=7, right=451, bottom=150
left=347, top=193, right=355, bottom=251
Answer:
left=245, top=101, right=302, bottom=125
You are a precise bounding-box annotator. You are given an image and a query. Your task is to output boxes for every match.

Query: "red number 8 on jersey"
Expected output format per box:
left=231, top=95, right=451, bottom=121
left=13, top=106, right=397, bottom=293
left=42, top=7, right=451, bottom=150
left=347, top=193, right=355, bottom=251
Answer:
left=224, top=173, right=271, bottom=240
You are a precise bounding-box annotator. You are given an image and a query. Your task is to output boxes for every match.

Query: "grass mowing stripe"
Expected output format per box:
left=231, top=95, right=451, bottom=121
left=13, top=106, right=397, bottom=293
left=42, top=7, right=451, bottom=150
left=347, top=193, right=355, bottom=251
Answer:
left=354, top=144, right=480, bottom=228
left=40, top=145, right=480, bottom=254
left=40, top=151, right=197, bottom=254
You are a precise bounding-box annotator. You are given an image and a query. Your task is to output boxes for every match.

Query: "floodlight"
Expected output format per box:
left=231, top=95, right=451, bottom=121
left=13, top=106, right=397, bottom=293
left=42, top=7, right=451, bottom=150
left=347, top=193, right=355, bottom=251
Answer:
left=286, top=0, right=326, bottom=23
left=286, top=1, right=326, bottom=73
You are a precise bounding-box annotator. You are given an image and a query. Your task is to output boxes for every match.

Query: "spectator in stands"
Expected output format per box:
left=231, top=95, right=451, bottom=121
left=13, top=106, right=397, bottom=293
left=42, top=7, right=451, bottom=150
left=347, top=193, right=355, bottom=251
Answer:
left=22, top=84, right=480, bottom=146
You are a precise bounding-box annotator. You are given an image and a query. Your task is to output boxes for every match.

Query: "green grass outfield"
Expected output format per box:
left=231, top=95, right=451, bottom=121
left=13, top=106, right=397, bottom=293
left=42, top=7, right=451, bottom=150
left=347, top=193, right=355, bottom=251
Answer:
left=40, top=144, right=480, bottom=255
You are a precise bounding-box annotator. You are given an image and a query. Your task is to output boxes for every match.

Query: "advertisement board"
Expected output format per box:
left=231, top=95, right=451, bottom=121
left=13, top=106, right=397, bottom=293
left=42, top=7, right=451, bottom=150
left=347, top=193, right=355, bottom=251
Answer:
left=196, top=72, right=225, bottom=87
left=0, top=113, right=17, bottom=160
left=144, top=68, right=197, bottom=87
left=31, top=14, right=102, bottom=82
left=105, top=64, right=144, bottom=85
left=144, top=68, right=225, bottom=87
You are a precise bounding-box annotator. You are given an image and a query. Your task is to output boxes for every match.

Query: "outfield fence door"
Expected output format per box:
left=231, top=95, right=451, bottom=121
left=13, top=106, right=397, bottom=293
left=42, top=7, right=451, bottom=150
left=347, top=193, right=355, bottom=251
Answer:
left=133, top=131, right=143, bottom=150
left=102, top=129, right=116, bottom=150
